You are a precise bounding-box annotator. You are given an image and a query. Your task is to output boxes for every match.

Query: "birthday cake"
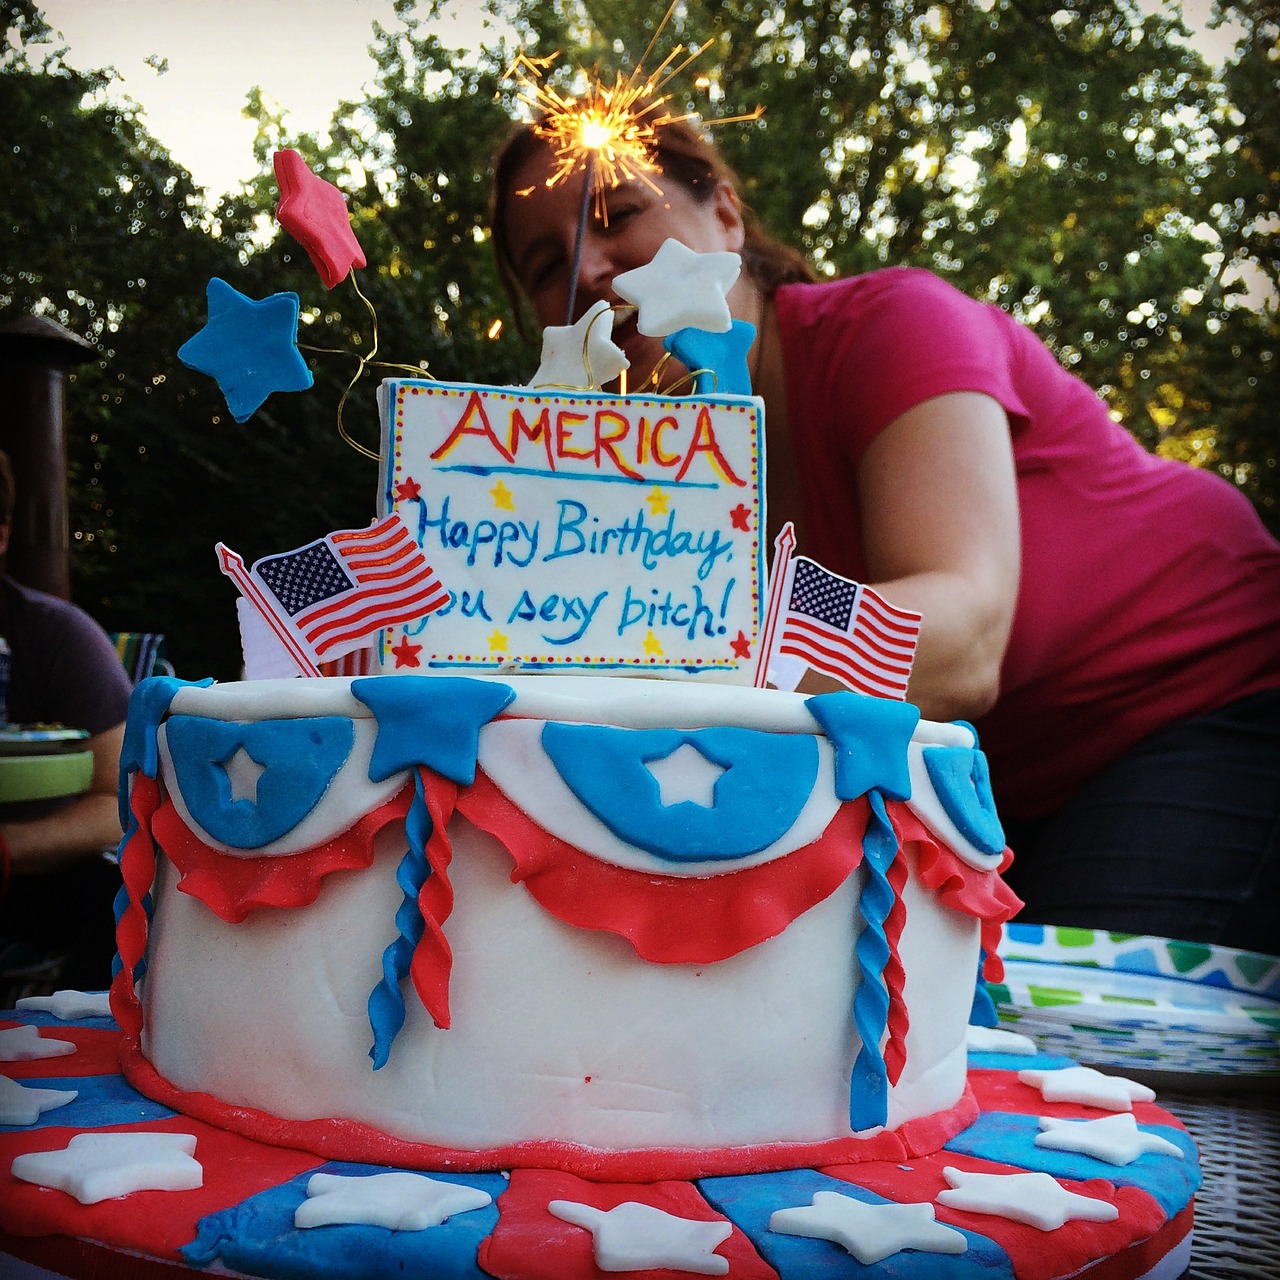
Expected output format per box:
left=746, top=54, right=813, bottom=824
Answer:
left=0, top=142, right=1200, bottom=1278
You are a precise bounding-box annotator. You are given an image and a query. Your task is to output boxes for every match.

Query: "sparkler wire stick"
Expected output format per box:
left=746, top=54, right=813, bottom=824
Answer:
left=566, top=150, right=596, bottom=324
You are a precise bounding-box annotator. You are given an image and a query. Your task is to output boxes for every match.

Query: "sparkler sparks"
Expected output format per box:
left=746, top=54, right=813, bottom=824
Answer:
left=505, top=3, right=763, bottom=217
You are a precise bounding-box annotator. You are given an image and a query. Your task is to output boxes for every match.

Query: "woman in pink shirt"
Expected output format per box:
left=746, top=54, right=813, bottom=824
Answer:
left=489, top=114, right=1280, bottom=954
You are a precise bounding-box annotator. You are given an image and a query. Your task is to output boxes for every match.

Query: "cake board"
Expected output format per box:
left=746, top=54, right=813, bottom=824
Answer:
left=2, top=1001, right=1199, bottom=1280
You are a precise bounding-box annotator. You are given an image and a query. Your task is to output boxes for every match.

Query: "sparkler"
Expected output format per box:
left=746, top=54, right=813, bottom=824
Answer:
left=507, top=2, right=762, bottom=323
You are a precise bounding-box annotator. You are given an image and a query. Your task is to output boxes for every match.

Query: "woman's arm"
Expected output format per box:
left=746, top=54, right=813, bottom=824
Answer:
left=801, top=390, right=1021, bottom=722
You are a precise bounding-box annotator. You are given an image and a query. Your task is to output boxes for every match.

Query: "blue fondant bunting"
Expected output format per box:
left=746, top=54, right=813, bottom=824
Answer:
left=541, top=722, right=819, bottom=861
left=164, top=715, right=354, bottom=848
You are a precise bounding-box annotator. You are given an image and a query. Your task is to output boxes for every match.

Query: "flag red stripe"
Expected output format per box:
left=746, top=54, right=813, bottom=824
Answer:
left=784, top=615, right=912, bottom=676
left=303, top=579, right=450, bottom=649
left=857, top=609, right=922, bottom=651
left=314, top=595, right=448, bottom=657
left=848, top=624, right=918, bottom=673
left=294, top=560, right=438, bottom=632
left=780, top=617, right=911, bottom=696
left=302, top=575, right=449, bottom=649
left=858, top=590, right=923, bottom=628
left=308, top=578, right=450, bottom=642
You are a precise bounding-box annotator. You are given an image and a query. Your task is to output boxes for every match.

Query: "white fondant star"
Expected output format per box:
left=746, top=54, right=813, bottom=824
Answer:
left=548, top=1199, right=732, bottom=1276
left=0, top=1025, right=76, bottom=1062
left=530, top=299, right=628, bottom=389
left=223, top=746, right=267, bottom=804
left=936, top=1166, right=1119, bottom=1231
left=1036, top=1113, right=1185, bottom=1166
left=613, top=239, right=740, bottom=336
left=1018, top=1065, right=1156, bottom=1113
left=17, top=989, right=113, bottom=1021
left=965, top=1024, right=1038, bottom=1056
left=769, top=1190, right=968, bottom=1264
left=0, top=1076, right=78, bottom=1126
left=296, top=1171, right=492, bottom=1231
left=11, top=1131, right=202, bottom=1205
left=647, top=742, right=726, bottom=808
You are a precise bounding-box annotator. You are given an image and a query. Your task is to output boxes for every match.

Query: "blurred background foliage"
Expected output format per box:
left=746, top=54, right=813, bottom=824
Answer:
left=1, top=0, right=1275, bottom=678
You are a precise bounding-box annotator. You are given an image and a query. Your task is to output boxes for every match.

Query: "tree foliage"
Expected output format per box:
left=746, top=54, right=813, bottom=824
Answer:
left=2, top=0, right=1275, bottom=679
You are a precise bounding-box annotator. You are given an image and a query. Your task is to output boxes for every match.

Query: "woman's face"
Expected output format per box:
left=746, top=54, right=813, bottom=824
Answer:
left=503, top=141, right=746, bottom=389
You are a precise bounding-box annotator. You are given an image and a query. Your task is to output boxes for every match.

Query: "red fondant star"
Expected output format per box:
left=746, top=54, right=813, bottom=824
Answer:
left=729, top=503, right=752, bottom=531
left=731, top=631, right=752, bottom=659
left=274, top=149, right=367, bottom=290
left=391, top=638, right=423, bottom=669
left=395, top=477, right=422, bottom=502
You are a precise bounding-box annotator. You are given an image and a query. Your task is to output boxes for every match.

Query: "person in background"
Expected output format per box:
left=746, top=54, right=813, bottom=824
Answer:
left=0, top=450, right=132, bottom=990
left=488, top=113, right=1280, bottom=955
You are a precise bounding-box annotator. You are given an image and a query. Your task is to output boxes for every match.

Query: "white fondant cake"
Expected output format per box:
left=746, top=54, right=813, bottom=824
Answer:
left=112, top=672, right=1018, bottom=1179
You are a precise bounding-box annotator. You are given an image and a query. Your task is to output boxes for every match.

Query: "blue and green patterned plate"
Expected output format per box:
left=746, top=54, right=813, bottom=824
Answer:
left=987, top=924, right=1280, bottom=1076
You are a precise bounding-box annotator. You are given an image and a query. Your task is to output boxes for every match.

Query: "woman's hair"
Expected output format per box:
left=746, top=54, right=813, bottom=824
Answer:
left=489, top=111, right=816, bottom=339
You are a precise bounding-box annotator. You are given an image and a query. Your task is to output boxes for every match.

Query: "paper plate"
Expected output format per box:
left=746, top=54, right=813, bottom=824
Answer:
left=987, top=923, right=1280, bottom=1076
left=0, top=726, right=90, bottom=757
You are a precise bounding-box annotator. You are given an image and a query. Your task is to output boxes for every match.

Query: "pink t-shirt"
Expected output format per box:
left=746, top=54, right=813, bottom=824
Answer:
left=775, top=269, right=1280, bottom=819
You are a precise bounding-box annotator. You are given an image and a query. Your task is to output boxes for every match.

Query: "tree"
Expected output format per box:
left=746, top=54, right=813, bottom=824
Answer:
left=2, top=1, right=397, bottom=677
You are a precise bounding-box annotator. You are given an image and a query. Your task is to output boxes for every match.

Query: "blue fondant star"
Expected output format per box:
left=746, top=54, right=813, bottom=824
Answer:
left=352, top=677, right=515, bottom=785
left=178, top=278, right=314, bottom=423
left=805, top=692, right=920, bottom=802
left=664, top=321, right=757, bottom=396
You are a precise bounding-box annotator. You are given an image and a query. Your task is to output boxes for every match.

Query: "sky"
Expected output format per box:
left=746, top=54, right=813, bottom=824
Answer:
left=34, top=0, right=505, bottom=197
left=33, top=0, right=1242, bottom=200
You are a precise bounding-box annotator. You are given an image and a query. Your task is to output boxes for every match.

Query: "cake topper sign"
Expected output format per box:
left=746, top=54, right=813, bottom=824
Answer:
left=378, top=380, right=765, bottom=678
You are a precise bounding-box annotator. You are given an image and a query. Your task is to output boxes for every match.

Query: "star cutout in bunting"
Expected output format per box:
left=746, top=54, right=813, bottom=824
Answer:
left=769, top=1190, right=968, bottom=1264
left=274, top=149, right=367, bottom=289
left=548, top=1200, right=732, bottom=1276
left=16, top=989, right=112, bottom=1021
left=222, top=745, right=267, bottom=804
left=295, top=1171, right=492, bottom=1231
left=936, top=1166, right=1119, bottom=1231
left=1018, top=1065, right=1156, bottom=1112
left=1036, top=1113, right=1185, bottom=1166
left=665, top=320, right=756, bottom=396
left=530, top=299, right=628, bottom=389
left=614, top=239, right=740, bottom=336
left=178, top=278, right=314, bottom=423
left=647, top=742, right=726, bottom=808
left=11, top=1131, right=203, bottom=1205
left=0, top=1025, right=76, bottom=1062
left=0, top=1076, right=78, bottom=1126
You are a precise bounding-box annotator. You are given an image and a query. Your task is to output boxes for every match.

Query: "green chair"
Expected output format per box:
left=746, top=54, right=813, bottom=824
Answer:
left=109, top=632, right=175, bottom=683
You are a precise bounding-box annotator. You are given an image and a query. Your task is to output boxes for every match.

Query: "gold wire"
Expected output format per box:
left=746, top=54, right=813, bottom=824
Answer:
left=299, top=270, right=435, bottom=462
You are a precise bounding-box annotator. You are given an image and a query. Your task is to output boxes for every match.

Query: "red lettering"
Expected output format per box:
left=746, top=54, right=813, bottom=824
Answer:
left=431, top=390, right=514, bottom=462
left=650, top=416, right=681, bottom=468
left=675, top=405, right=746, bottom=486
left=594, top=409, right=643, bottom=480
left=556, top=410, right=592, bottom=461
left=508, top=406, right=554, bottom=470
